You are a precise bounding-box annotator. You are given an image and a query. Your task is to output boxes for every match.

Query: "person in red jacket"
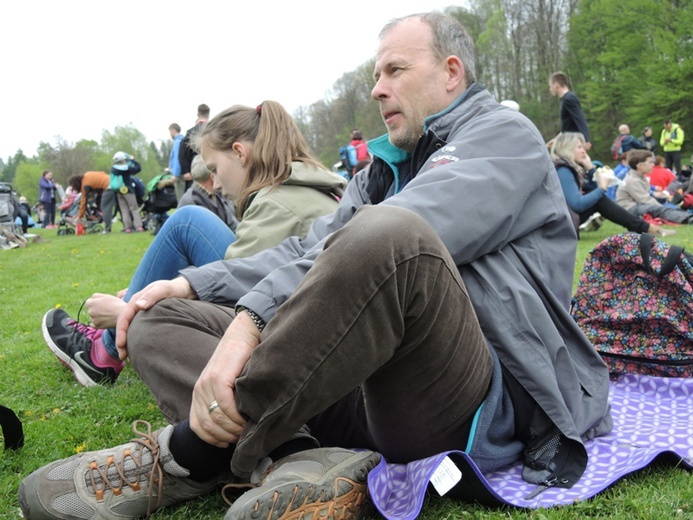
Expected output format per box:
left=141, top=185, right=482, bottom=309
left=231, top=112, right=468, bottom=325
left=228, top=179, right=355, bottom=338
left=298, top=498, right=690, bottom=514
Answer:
left=648, top=155, right=675, bottom=191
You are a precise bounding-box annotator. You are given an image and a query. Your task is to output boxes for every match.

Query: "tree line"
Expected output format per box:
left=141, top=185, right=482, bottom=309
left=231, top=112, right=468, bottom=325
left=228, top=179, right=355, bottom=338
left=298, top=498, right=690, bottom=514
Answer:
left=2, top=0, right=691, bottom=203
left=0, top=127, right=171, bottom=206
left=300, top=0, right=692, bottom=167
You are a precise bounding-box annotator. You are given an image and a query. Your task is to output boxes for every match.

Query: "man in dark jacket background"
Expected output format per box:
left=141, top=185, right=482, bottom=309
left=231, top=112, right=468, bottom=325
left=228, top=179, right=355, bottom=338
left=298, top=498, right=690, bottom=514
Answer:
left=617, top=124, right=647, bottom=153
left=549, top=71, right=591, bottom=150
left=178, top=103, right=210, bottom=193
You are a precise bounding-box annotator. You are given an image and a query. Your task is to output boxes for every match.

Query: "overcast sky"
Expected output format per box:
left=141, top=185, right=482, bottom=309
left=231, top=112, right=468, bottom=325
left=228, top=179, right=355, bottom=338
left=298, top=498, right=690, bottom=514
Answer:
left=0, top=1, right=455, bottom=161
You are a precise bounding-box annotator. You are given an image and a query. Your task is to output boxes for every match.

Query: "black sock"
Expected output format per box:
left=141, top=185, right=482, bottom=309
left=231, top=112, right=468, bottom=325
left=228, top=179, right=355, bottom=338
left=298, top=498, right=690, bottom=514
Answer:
left=168, top=419, right=234, bottom=482
left=268, top=436, right=319, bottom=462
left=168, top=421, right=319, bottom=482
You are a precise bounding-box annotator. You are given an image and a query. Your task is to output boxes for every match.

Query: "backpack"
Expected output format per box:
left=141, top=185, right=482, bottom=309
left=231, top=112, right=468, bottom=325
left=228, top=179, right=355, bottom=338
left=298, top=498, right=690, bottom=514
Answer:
left=610, top=134, right=627, bottom=160
left=338, top=145, right=350, bottom=171
left=339, top=141, right=369, bottom=173
left=131, top=176, right=145, bottom=206
left=571, top=232, right=693, bottom=377
left=0, top=404, right=24, bottom=450
left=354, top=141, right=369, bottom=162
left=681, top=193, right=693, bottom=210
left=109, top=172, right=125, bottom=191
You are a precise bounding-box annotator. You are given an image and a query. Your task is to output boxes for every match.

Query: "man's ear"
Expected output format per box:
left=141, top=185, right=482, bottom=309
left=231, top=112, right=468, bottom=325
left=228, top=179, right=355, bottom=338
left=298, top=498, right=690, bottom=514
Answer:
left=445, top=55, right=466, bottom=92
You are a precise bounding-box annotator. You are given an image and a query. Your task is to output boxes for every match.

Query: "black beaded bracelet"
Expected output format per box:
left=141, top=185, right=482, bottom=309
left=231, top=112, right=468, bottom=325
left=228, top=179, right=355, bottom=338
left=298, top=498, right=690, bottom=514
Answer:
left=235, top=305, right=266, bottom=332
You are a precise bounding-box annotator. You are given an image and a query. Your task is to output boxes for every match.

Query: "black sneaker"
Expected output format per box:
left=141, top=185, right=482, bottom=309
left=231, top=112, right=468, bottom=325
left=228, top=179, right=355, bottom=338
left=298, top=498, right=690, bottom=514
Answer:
left=41, top=308, right=124, bottom=387
left=224, top=448, right=381, bottom=520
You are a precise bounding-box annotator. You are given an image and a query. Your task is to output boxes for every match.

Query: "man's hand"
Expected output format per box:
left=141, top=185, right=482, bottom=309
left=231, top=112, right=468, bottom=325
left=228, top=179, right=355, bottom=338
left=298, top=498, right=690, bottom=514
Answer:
left=189, top=311, right=261, bottom=447
left=584, top=141, right=592, bottom=151
left=85, top=293, right=127, bottom=329
left=183, top=172, right=193, bottom=181
left=115, top=277, right=195, bottom=359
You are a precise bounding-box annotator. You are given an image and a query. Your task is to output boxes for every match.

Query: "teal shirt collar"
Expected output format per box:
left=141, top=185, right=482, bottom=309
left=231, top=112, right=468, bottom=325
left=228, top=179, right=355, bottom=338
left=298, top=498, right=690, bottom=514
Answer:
left=366, top=83, right=480, bottom=194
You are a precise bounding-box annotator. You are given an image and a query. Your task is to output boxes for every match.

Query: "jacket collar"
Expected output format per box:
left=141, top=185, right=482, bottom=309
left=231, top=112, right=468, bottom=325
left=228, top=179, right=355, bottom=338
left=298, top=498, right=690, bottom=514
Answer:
left=368, top=83, right=487, bottom=194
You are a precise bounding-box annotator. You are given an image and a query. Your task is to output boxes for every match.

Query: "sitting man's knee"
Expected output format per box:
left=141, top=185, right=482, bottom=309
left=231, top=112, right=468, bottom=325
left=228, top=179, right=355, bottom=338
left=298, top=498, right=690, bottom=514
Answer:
left=344, top=205, right=442, bottom=251
left=127, top=299, right=181, bottom=356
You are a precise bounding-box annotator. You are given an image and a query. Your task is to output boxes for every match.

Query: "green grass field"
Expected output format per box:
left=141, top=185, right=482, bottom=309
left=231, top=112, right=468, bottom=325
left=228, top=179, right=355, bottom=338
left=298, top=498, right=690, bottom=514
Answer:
left=0, top=220, right=691, bottom=519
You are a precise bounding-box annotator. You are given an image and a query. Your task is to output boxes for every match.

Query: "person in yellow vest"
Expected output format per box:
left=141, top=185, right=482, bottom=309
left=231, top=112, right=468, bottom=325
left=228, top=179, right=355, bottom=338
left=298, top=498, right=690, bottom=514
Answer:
left=660, top=119, right=684, bottom=173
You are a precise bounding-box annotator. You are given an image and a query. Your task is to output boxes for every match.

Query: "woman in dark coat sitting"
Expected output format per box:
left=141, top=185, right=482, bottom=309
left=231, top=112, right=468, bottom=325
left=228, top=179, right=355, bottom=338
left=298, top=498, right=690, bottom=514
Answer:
left=550, top=132, right=673, bottom=237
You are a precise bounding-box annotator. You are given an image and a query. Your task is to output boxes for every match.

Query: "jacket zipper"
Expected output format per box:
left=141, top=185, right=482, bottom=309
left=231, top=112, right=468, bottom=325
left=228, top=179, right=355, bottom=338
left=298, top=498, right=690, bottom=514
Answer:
left=523, top=437, right=576, bottom=500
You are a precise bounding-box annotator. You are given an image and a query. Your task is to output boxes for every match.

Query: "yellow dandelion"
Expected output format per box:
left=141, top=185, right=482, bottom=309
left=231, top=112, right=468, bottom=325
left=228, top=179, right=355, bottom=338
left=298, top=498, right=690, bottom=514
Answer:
left=73, top=283, right=79, bottom=287
left=75, top=442, right=87, bottom=454
left=55, top=303, right=62, bottom=309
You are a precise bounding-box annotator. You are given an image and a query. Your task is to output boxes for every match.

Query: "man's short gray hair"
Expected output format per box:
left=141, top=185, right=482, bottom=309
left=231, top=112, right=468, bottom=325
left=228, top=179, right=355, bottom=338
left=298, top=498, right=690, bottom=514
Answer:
left=191, top=155, right=212, bottom=182
left=379, top=12, right=476, bottom=85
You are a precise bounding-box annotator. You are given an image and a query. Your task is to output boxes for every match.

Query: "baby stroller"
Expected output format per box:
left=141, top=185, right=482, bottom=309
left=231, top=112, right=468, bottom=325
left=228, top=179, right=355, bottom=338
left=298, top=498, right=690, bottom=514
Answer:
left=141, top=173, right=178, bottom=235
left=57, top=193, right=104, bottom=235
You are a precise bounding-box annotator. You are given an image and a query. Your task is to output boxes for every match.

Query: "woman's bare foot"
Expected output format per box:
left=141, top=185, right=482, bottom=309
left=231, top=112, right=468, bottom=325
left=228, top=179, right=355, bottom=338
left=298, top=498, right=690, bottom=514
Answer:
left=648, top=224, right=676, bottom=237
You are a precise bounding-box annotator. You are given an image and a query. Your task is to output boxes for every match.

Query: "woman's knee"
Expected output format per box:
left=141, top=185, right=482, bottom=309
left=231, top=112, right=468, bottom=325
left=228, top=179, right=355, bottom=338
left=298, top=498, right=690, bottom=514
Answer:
left=168, top=205, right=210, bottom=224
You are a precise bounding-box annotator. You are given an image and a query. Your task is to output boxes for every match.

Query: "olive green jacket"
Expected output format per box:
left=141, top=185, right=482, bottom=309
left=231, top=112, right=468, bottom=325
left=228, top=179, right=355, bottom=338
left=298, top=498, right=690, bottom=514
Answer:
left=226, top=162, right=346, bottom=259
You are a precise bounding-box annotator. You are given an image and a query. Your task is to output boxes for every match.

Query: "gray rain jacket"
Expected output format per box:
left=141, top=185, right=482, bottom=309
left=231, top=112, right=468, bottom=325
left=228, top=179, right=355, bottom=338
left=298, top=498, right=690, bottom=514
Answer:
left=181, top=84, right=613, bottom=488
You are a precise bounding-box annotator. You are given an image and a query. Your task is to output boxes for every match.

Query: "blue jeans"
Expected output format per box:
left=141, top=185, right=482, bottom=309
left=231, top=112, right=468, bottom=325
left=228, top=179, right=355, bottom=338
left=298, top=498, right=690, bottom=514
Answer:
left=101, top=205, right=236, bottom=358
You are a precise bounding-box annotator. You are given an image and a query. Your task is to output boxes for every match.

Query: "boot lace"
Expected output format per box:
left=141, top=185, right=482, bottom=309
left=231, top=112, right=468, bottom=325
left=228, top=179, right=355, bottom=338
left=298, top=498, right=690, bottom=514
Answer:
left=221, top=482, right=258, bottom=506
left=86, top=420, right=165, bottom=517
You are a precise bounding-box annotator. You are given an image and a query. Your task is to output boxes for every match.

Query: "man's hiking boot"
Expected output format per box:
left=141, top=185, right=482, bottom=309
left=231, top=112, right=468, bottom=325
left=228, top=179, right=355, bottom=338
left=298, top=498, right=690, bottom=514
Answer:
left=42, top=308, right=124, bottom=387
left=224, top=447, right=381, bottom=520
left=19, top=421, right=223, bottom=520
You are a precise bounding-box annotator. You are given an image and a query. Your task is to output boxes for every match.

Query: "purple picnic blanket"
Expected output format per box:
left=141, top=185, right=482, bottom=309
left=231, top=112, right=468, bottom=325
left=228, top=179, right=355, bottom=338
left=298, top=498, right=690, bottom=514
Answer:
left=368, top=374, right=693, bottom=519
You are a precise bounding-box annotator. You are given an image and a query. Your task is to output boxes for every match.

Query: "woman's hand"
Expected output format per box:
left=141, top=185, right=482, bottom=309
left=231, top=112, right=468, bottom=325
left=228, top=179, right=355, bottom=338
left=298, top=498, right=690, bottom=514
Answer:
left=189, top=311, right=262, bottom=446
left=596, top=175, right=611, bottom=191
left=578, top=153, right=594, bottom=171
left=85, top=293, right=127, bottom=329
left=115, top=277, right=196, bottom=359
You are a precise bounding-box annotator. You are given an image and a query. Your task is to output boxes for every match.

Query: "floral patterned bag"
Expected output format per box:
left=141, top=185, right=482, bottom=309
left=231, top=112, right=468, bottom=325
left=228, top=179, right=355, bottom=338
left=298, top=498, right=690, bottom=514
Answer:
left=571, top=232, right=693, bottom=377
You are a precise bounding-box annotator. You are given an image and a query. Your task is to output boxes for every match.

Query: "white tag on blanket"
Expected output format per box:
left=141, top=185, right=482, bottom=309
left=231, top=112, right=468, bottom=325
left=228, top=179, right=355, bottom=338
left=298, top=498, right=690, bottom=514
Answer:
left=430, top=456, right=462, bottom=496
